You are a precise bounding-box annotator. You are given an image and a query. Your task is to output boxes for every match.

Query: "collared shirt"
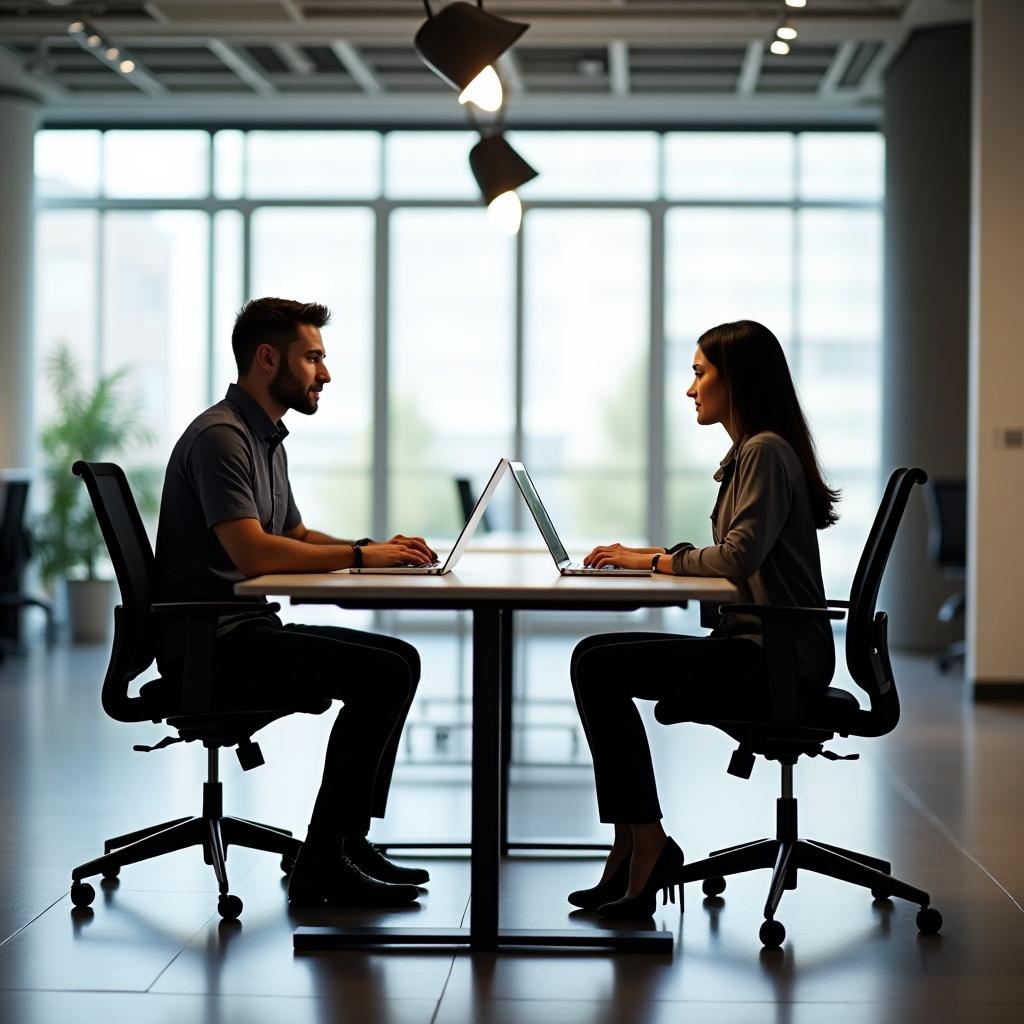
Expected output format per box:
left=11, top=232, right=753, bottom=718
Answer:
left=154, top=383, right=302, bottom=667
left=667, top=431, right=835, bottom=688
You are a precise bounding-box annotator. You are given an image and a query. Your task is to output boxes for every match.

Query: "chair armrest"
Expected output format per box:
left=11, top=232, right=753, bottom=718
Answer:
left=718, top=603, right=845, bottom=621
left=151, top=600, right=281, bottom=617
left=827, top=599, right=850, bottom=609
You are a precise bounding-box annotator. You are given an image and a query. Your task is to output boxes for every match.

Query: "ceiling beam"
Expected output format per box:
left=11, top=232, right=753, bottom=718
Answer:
left=607, top=40, right=629, bottom=97
left=273, top=41, right=315, bottom=75
left=818, top=40, right=858, bottom=97
left=329, top=40, right=382, bottom=94
left=736, top=40, right=762, bottom=96
left=207, top=38, right=277, bottom=96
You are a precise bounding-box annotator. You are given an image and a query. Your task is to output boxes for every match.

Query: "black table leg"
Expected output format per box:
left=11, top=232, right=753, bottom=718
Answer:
left=293, top=603, right=672, bottom=954
left=499, top=607, right=514, bottom=856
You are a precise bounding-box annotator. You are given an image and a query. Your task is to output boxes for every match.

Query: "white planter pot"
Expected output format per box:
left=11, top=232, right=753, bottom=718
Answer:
left=64, top=578, right=117, bottom=644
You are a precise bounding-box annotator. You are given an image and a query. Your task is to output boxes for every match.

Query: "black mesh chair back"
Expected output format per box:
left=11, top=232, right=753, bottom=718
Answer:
left=925, top=480, right=967, bottom=570
left=72, top=461, right=162, bottom=722
left=842, top=467, right=928, bottom=735
left=0, top=480, right=30, bottom=570
left=456, top=477, right=492, bottom=533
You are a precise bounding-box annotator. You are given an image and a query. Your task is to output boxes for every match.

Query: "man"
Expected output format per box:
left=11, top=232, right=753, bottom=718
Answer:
left=155, top=296, right=436, bottom=908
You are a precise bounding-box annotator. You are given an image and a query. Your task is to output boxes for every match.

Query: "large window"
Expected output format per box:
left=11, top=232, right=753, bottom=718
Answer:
left=34, top=128, right=883, bottom=592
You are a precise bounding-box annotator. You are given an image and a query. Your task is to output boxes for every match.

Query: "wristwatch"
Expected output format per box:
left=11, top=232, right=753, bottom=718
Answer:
left=650, top=553, right=661, bottom=574
left=351, top=543, right=364, bottom=568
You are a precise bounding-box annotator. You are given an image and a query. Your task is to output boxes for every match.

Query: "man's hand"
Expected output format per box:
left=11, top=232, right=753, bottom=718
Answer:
left=370, top=534, right=437, bottom=563
left=362, top=540, right=435, bottom=568
left=584, top=542, right=663, bottom=569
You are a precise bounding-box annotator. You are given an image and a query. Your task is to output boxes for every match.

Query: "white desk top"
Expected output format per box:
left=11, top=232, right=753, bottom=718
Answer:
left=235, top=550, right=737, bottom=606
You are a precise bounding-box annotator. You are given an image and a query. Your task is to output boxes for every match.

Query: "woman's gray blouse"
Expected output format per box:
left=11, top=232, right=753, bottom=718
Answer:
left=668, top=431, right=835, bottom=688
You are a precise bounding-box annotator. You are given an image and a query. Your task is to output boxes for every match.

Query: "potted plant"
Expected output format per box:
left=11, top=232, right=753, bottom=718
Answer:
left=33, top=344, right=159, bottom=642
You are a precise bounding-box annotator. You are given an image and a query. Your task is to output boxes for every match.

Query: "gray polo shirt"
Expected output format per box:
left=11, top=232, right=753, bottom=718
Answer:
left=154, top=383, right=302, bottom=668
left=668, top=431, right=835, bottom=688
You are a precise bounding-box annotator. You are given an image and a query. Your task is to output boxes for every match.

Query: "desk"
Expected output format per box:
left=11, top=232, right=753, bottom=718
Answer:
left=237, top=552, right=737, bottom=953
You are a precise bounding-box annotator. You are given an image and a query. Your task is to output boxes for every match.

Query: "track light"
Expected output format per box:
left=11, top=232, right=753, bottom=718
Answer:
left=785, top=0, right=807, bottom=7
left=769, top=39, right=790, bottom=55
left=415, top=1, right=529, bottom=112
left=469, top=134, right=538, bottom=235
left=776, top=23, right=798, bottom=41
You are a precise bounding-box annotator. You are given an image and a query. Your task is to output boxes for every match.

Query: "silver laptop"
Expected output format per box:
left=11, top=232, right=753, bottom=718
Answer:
left=508, top=462, right=651, bottom=577
left=349, top=458, right=509, bottom=575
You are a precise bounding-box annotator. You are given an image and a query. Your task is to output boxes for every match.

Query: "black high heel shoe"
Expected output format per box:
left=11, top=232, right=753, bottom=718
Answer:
left=567, top=854, right=630, bottom=910
left=596, top=837, right=685, bottom=919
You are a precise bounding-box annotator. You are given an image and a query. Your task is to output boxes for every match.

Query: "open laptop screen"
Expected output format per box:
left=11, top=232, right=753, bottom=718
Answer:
left=509, top=462, right=571, bottom=566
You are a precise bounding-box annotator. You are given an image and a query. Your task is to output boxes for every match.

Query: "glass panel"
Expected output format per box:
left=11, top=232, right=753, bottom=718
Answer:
left=798, top=209, right=882, bottom=344
left=797, top=208, right=882, bottom=597
left=384, top=131, right=478, bottom=198
left=214, top=130, right=244, bottom=199
left=103, top=131, right=210, bottom=198
left=212, top=210, right=244, bottom=396
left=664, top=207, right=795, bottom=543
left=250, top=207, right=375, bottom=535
left=245, top=131, right=381, bottom=198
left=664, top=132, right=795, bottom=200
left=509, top=131, right=659, bottom=200
left=35, top=211, right=99, bottom=437
left=102, top=211, right=209, bottom=473
left=388, top=208, right=515, bottom=540
left=523, top=209, right=649, bottom=546
left=799, top=132, right=884, bottom=201
left=35, top=130, right=101, bottom=198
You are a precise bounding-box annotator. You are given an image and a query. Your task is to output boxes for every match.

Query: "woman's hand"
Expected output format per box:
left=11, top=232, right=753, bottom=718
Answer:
left=584, top=543, right=664, bottom=570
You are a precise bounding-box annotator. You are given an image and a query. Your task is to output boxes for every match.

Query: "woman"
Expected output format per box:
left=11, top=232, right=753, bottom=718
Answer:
left=569, top=319, right=839, bottom=919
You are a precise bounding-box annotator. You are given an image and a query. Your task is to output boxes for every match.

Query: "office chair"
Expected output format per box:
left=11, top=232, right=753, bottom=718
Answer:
left=455, top=476, right=492, bottom=533
left=67, top=461, right=330, bottom=920
left=655, top=468, right=943, bottom=948
left=0, top=479, right=55, bottom=661
left=925, top=479, right=967, bottom=673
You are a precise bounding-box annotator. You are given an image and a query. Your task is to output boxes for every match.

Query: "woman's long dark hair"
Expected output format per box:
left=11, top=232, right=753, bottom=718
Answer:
left=698, top=320, right=840, bottom=529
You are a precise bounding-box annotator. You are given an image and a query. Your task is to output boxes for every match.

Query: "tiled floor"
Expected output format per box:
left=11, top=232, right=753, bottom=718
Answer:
left=1, top=624, right=1022, bottom=1024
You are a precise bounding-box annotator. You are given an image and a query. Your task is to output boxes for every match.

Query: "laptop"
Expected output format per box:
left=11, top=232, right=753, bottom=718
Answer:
left=349, top=458, right=509, bottom=575
left=508, top=462, right=651, bottom=576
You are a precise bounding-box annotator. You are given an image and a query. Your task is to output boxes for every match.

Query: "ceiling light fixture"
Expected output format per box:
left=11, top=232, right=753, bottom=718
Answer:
left=785, top=0, right=807, bottom=7
left=104, top=47, right=120, bottom=60
left=469, top=134, right=538, bottom=235
left=777, top=24, right=798, bottom=41
left=769, top=39, right=791, bottom=55
left=414, top=0, right=529, bottom=112
left=119, top=59, right=135, bottom=74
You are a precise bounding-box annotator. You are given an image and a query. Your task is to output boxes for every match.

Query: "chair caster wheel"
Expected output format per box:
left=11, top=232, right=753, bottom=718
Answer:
left=871, top=886, right=890, bottom=900
left=759, top=918, right=785, bottom=948
left=916, top=907, right=942, bottom=934
left=218, top=894, right=243, bottom=921
left=70, top=881, right=95, bottom=908
left=102, top=865, right=120, bottom=880
left=280, top=855, right=295, bottom=876
left=702, top=877, right=726, bottom=898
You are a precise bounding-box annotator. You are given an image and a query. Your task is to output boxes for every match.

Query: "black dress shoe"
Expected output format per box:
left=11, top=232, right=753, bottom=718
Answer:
left=288, top=849, right=420, bottom=908
left=345, top=836, right=430, bottom=885
left=597, top=837, right=685, bottom=919
left=568, top=854, right=630, bottom=910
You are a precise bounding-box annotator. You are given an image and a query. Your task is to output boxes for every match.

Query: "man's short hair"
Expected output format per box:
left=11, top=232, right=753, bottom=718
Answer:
left=231, top=297, right=332, bottom=374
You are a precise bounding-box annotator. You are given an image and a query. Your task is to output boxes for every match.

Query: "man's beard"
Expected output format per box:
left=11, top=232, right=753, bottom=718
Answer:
left=270, top=362, right=319, bottom=415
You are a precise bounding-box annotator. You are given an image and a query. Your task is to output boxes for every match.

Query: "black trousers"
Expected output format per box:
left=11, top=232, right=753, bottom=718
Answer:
left=570, top=632, right=768, bottom=825
left=213, top=620, right=419, bottom=841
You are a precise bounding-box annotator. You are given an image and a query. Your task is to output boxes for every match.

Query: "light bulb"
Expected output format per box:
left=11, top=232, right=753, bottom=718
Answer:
left=777, top=26, right=798, bottom=41
left=487, top=190, right=522, bottom=234
left=105, top=47, right=120, bottom=60
left=86, top=34, right=102, bottom=48
left=770, top=39, right=791, bottom=56
left=459, top=65, right=503, bottom=112
left=67, top=21, right=84, bottom=34
left=119, top=59, right=135, bottom=74
left=785, top=0, right=806, bottom=7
